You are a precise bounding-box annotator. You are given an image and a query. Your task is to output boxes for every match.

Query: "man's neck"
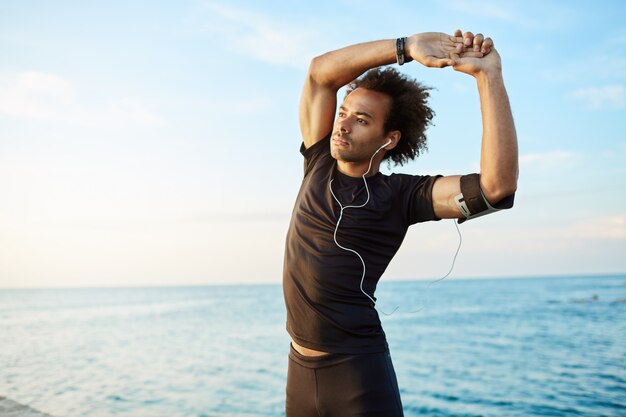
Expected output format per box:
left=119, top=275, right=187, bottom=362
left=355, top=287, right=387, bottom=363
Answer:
left=336, top=160, right=380, bottom=178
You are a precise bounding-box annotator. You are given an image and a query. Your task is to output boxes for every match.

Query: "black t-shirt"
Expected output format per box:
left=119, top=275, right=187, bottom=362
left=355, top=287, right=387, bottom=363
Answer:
left=282, top=133, right=440, bottom=354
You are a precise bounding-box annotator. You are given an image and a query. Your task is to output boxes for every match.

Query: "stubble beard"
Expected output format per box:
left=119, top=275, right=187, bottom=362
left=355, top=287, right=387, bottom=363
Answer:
left=331, top=133, right=385, bottom=164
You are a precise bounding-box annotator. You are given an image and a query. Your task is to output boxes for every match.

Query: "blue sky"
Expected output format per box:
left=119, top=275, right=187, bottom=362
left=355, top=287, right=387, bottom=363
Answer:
left=1, top=0, right=624, bottom=288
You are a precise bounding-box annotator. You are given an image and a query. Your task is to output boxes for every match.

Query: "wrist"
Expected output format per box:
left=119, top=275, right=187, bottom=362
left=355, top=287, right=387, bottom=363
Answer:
left=395, top=37, right=413, bottom=65
left=395, top=37, right=407, bottom=65
left=404, top=34, right=419, bottom=62
left=475, top=66, right=503, bottom=82
left=475, top=69, right=504, bottom=92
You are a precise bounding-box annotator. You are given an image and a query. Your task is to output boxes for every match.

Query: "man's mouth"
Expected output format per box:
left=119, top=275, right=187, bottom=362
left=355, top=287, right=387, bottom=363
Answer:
left=332, top=133, right=349, bottom=147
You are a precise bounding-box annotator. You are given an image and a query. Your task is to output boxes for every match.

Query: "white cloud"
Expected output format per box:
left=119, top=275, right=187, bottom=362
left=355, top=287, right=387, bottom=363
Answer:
left=443, top=0, right=515, bottom=21
left=0, top=70, right=162, bottom=127
left=441, top=0, right=579, bottom=30
left=600, top=141, right=626, bottom=167
left=570, top=84, right=625, bottom=109
left=519, top=150, right=577, bottom=166
left=0, top=71, right=74, bottom=119
left=568, top=216, right=626, bottom=240
left=198, top=96, right=274, bottom=113
left=543, top=53, right=626, bottom=84
left=14, top=71, right=73, bottom=98
left=190, top=2, right=325, bottom=69
left=498, top=215, right=626, bottom=243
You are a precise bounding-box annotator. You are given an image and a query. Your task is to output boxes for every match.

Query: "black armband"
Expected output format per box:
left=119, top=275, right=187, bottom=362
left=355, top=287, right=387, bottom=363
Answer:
left=454, top=173, right=515, bottom=224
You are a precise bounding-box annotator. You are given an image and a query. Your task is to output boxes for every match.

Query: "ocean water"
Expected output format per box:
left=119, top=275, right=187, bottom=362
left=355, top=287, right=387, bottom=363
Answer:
left=1, top=275, right=625, bottom=417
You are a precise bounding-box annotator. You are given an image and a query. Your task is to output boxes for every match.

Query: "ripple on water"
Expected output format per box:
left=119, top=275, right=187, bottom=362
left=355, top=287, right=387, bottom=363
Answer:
left=2, top=277, right=624, bottom=417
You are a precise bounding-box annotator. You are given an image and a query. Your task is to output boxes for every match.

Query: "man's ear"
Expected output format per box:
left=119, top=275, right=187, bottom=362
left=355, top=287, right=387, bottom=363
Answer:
left=384, top=130, right=401, bottom=150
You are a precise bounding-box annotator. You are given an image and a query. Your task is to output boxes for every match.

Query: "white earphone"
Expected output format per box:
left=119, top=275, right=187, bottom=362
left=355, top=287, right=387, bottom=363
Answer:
left=328, top=138, right=392, bottom=307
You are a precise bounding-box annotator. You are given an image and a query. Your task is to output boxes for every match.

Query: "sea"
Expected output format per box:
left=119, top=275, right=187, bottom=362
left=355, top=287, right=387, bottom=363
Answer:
left=1, top=275, right=625, bottom=417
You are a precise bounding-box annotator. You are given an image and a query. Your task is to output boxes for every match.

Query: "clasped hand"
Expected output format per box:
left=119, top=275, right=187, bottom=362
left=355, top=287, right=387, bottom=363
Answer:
left=406, top=29, right=501, bottom=76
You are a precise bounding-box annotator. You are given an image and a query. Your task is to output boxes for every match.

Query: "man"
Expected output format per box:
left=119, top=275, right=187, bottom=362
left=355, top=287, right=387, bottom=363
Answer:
left=282, top=29, right=518, bottom=416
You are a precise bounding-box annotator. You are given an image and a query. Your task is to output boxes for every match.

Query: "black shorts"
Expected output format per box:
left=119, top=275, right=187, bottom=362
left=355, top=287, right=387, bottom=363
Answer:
left=285, top=343, right=404, bottom=417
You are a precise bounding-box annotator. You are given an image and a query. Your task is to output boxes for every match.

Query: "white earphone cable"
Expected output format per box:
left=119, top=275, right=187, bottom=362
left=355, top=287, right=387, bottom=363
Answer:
left=328, top=139, right=463, bottom=316
left=329, top=141, right=392, bottom=311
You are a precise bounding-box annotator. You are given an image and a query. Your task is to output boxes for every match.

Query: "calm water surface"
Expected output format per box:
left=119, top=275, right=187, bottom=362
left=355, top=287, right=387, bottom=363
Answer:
left=1, top=275, right=625, bottom=416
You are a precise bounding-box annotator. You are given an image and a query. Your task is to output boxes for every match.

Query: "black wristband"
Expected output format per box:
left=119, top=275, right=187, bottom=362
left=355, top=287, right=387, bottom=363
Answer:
left=396, top=37, right=406, bottom=66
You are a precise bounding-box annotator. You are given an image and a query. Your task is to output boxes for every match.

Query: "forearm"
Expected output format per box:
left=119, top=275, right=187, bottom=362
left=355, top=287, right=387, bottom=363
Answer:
left=476, top=70, right=518, bottom=203
left=308, top=39, right=397, bottom=90
left=300, top=39, right=399, bottom=146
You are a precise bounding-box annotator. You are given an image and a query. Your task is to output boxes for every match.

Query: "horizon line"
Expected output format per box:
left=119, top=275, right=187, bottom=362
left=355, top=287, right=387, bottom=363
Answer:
left=0, top=272, right=624, bottom=290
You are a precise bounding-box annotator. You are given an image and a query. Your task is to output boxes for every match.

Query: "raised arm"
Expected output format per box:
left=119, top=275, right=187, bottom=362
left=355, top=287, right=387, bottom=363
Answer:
left=431, top=31, right=518, bottom=218
left=300, top=33, right=469, bottom=148
left=300, top=40, right=397, bottom=148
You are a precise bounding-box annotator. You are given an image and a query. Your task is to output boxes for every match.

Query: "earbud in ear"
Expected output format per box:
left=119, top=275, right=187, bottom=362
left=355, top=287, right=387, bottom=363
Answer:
left=384, top=139, right=392, bottom=146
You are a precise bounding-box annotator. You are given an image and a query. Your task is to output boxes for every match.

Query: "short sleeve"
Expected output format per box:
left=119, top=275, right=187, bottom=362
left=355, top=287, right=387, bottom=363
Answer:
left=300, top=132, right=332, bottom=177
left=407, top=174, right=442, bottom=224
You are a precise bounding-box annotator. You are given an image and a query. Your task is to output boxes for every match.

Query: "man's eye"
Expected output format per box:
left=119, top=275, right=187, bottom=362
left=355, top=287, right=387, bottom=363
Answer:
left=357, top=118, right=366, bottom=124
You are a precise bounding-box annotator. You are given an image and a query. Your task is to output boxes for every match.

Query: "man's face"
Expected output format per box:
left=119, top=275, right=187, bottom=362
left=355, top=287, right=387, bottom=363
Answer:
left=330, top=88, right=391, bottom=163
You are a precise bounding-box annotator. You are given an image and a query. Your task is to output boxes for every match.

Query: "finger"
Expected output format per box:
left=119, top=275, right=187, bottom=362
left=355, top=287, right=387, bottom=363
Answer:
left=446, top=29, right=463, bottom=44
left=424, top=55, right=455, bottom=68
left=464, top=31, right=474, bottom=47
left=458, top=45, right=482, bottom=53
left=473, top=33, right=484, bottom=52
left=481, top=37, right=494, bottom=54
left=459, top=51, right=484, bottom=59
left=451, top=56, right=477, bottom=71
left=449, top=51, right=460, bottom=66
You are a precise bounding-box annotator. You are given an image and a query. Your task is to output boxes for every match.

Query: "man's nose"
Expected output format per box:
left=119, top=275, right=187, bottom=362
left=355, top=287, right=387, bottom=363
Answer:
left=337, top=118, right=351, bottom=133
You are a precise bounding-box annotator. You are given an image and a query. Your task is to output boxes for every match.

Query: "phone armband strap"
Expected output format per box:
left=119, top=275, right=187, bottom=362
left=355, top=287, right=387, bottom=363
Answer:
left=453, top=173, right=514, bottom=223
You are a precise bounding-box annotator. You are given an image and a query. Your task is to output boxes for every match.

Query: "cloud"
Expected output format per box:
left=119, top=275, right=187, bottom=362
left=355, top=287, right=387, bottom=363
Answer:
left=198, top=96, right=274, bottom=113
left=0, top=71, right=74, bottom=118
left=190, top=2, right=325, bottom=69
left=519, top=150, right=577, bottom=166
left=568, top=216, right=626, bottom=240
left=542, top=51, right=626, bottom=84
left=0, top=70, right=162, bottom=127
left=441, top=0, right=579, bottom=29
left=600, top=141, right=626, bottom=168
left=443, top=0, right=516, bottom=21
left=570, top=84, right=625, bottom=109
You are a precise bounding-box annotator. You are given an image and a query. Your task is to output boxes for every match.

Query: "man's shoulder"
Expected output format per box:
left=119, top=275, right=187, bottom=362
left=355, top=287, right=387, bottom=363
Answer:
left=300, top=132, right=332, bottom=158
left=381, top=172, right=441, bottom=202
left=385, top=172, right=434, bottom=186
left=300, top=133, right=333, bottom=177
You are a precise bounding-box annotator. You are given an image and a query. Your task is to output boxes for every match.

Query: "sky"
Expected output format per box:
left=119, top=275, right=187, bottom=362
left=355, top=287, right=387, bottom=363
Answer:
left=1, top=0, right=625, bottom=288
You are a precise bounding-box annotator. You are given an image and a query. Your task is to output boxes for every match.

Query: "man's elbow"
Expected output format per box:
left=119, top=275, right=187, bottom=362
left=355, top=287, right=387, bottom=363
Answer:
left=481, top=177, right=517, bottom=205
left=307, top=55, right=341, bottom=89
